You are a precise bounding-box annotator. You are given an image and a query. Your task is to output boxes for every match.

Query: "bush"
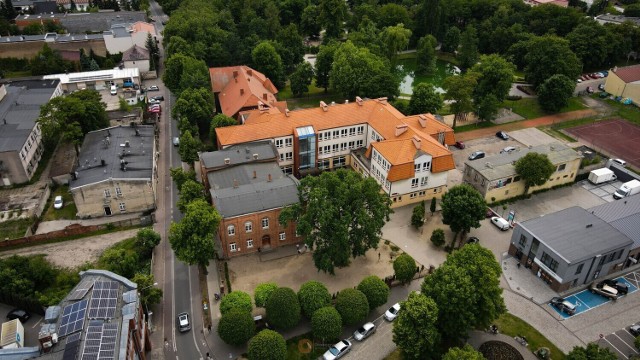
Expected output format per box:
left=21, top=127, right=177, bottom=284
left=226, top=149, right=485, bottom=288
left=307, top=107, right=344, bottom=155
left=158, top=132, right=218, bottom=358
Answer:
left=247, top=329, right=287, bottom=360
left=311, top=306, right=342, bottom=342
left=411, top=201, right=425, bottom=229
left=254, top=282, right=278, bottom=308
left=224, top=262, right=232, bottom=293
left=220, top=291, right=253, bottom=315
left=217, top=309, right=255, bottom=345
left=297, top=281, right=331, bottom=318
left=335, top=288, right=369, bottom=325
left=430, top=197, right=437, bottom=214
left=635, top=335, right=640, bottom=350
left=394, top=254, right=417, bottom=284
left=430, top=229, right=446, bottom=247
left=357, top=276, right=390, bottom=310
left=505, top=95, right=522, bottom=101
left=134, top=228, right=161, bottom=257
left=266, top=287, right=301, bottom=330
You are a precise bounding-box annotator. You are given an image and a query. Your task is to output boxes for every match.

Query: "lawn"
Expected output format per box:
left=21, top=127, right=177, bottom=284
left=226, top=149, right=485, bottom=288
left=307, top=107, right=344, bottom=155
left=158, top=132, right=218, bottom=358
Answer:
left=42, top=186, right=77, bottom=221
left=285, top=332, right=325, bottom=360
left=0, top=217, right=34, bottom=240
left=278, top=80, right=330, bottom=101
left=598, top=97, right=640, bottom=126
left=494, top=313, right=566, bottom=360
left=503, top=97, right=587, bottom=120
left=454, top=120, right=496, bottom=133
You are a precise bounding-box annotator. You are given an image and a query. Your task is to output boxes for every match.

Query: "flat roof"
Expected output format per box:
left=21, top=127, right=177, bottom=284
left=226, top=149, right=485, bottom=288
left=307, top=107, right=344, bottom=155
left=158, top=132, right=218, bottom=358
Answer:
left=44, top=68, right=140, bottom=84
left=589, top=193, right=640, bottom=250
left=200, top=141, right=278, bottom=169
left=70, top=125, right=154, bottom=189
left=0, top=79, right=59, bottom=153
left=519, top=206, right=633, bottom=264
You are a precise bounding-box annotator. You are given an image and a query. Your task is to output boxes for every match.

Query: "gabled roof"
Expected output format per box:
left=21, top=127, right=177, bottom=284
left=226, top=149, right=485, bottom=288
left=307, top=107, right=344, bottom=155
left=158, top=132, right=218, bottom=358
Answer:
left=209, top=66, right=279, bottom=117
left=612, top=64, right=640, bottom=83
left=122, top=44, right=149, bottom=61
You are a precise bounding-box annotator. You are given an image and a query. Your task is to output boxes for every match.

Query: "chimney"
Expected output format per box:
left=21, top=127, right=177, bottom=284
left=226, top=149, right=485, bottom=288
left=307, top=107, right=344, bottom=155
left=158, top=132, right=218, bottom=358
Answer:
left=412, top=136, right=421, bottom=149
left=263, top=93, right=268, bottom=101
left=247, top=69, right=253, bottom=77
left=233, top=70, right=238, bottom=78
left=377, top=97, right=388, bottom=104
left=355, top=96, right=363, bottom=106
left=268, top=174, right=272, bottom=182
left=395, top=124, right=408, bottom=137
left=240, top=88, right=244, bottom=96
left=320, top=101, right=328, bottom=112
left=285, top=109, right=290, bottom=117
left=418, top=115, right=427, bottom=128
left=224, top=158, right=231, bottom=165
left=253, top=170, right=257, bottom=178
left=233, top=179, right=239, bottom=188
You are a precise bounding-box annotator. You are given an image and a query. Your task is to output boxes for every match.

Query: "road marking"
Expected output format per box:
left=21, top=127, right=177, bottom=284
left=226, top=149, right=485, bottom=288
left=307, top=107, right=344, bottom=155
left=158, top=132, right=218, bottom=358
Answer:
left=188, top=265, right=203, bottom=358
left=614, top=332, right=639, bottom=354
left=603, top=337, right=628, bottom=359
left=32, top=317, right=42, bottom=328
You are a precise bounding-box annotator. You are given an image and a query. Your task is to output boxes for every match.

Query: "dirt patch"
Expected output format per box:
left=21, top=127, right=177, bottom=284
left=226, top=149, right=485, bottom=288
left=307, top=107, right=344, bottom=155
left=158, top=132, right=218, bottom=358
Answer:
left=0, top=228, right=139, bottom=268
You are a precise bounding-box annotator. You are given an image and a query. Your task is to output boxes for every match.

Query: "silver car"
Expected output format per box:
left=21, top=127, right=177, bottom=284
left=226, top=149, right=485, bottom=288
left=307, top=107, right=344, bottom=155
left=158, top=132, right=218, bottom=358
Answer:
left=353, top=322, right=376, bottom=341
left=323, top=339, right=352, bottom=360
left=384, top=303, right=400, bottom=321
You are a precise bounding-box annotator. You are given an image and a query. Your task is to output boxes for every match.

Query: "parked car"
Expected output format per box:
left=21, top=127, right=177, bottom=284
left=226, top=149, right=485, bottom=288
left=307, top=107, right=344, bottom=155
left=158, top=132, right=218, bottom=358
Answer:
left=589, top=73, right=599, bottom=79
left=173, top=137, right=180, bottom=146
left=149, top=98, right=161, bottom=104
left=612, top=158, right=627, bottom=167
left=384, top=303, right=401, bottom=321
left=586, top=86, right=594, bottom=94
left=629, top=324, right=640, bottom=336
left=550, top=297, right=576, bottom=316
left=590, top=281, right=620, bottom=300
left=110, top=85, right=117, bottom=95
left=6, top=309, right=30, bottom=323
left=177, top=312, right=191, bottom=332
left=151, top=95, right=164, bottom=101
left=323, top=339, right=352, bottom=360
left=601, top=279, right=628, bottom=295
left=598, top=84, right=605, bottom=91
left=500, top=146, right=516, bottom=154
left=467, top=236, right=479, bottom=244
left=468, top=151, right=485, bottom=161
left=576, top=78, right=582, bottom=83
left=490, top=216, right=510, bottom=231
left=148, top=85, right=160, bottom=91
left=602, top=70, right=609, bottom=77
left=53, top=195, right=63, bottom=209
left=496, top=131, right=509, bottom=140
left=454, top=141, right=465, bottom=149
left=353, top=322, right=376, bottom=341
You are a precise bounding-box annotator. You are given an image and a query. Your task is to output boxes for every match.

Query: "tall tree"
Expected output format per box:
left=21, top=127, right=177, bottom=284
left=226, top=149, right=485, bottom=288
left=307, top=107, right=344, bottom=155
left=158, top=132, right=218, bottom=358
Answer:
left=419, top=0, right=440, bottom=37
left=311, top=307, right=342, bottom=343
left=252, top=41, right=285, bottom=89
left=131, top=273, right=162, bottom=307
left=163, top=54, right=210, bottom=95
left=279, top=169, right=392, bottom=274
left=524, top=35, right=581, bottom=89
left=275, top=23, right=305, bottom=73
left=441, top=27, right=461, bottom=53
left=300, top=5, right=321, bottom=37
left=357, top=276, right=390, bottom=310
left=537, top=74, right=576, bottom=113
left=254, top=282, right=278, bottom=308
left=177, top=130, right=202, bottom=164
left=177, top=180, right=206, bottom=213
left=378, top=3, right=411, bottom=29
left=470, top=54, right=515, bottom=112
left=168, top=199, right=221, bottom=267
left=440, top=184, right=486, bottom=245
left=459, top=25, right=479, bottom=70
left=315, top=41, right=339, bottom=92
left=172, top=87, right=214, bottom=135
left=379, top=24, right=412, bottom=61
left=30, top=43, right=68, bottom=75
left=392, top=292, right=440, bottom=360
left=265, top=287, right=301, bottom=331
left=217, top=309, right=255, bottom=346
left=393, top=254, right=417, bottom=284
left=319, top=0, right=347, bottom=39
left=567, top=22, right=617, bottom=70
left=334, top=288, right=369, bottom=325
left=514, top=152, right=556, bottom=195
left=442, top=73, right=477, bottom=128
left=408, top=83, right=443, bottom=115
left=290, top=61, right=314, bottom=97
left=566, top=343, right=617, bottom=360
left=416, top=35, right=437, bottom=75
left=297, top=281, right=331, bottom=318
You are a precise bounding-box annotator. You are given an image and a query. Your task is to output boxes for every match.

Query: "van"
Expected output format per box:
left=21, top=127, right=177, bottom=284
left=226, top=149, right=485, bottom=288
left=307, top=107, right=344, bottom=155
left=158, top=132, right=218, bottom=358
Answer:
left=110, top=85, right=117, bottom=95
left=612, top=158, right=627, bottom=167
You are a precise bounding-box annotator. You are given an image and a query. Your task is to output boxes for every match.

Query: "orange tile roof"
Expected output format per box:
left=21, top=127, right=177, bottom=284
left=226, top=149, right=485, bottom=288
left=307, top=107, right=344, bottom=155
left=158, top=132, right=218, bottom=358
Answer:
left=209, top=66, right=279, bottom=118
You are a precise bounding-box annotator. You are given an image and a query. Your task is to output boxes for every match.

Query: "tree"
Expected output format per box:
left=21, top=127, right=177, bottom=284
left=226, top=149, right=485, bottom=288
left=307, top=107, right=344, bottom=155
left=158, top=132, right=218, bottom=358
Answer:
left=168, top=199, right=221, bottom=267
left=626, top=4, right=640, bottom=16
left=408, top=83, right=443, bottom=115
left=357, top=276, right=389, bottom=310
left=145, top=33, right=160, bottom=71
left=315, top=41, right=339, bottom=92
left=430, top=229, right=445, bottom=247
left=537, top=74, right=576, bottom=113
left=441, top=184, right=486, bottom=246
left=274, top=24, right=304, bottom=73
left=265, top=287, right=301, bottom=331
left=178, top=130, right=202, bottom=164
left=442, top=27, right=461, bottom=53
left=218, top=309, right=255, bottom=345
left=134, top=228, right=161, bottom=257
left=411, top=201, right=426, bottom=229
left=459, top=25, right=479, bottom=70
left=442, top=73, right=477, bottom=129
left=30, top=44, right=67, bottom=75
left=442, top=345, right=485, bottom=360
left=335, top=288, right=369, bottom=325
left=209, top=114, right=236, bottom=148
left=248, top=330, right=287, bottom=360
left=297, top=281, right=331, bottom=319
left=393, top=254, right=416, bottom=284
left=566, top=344, right=617, bottom=360
left=524, top=35, right=581, bottom=89
left=379, top=24, right=412, bottom=61
left=220, top=291, right=253, bottom=315
left=416, top=35, right=437, bottom=75
left=319, top=0, right=347, bottom=39
left=430, top=197, right=437, bottom=214
left=392, top=291, right=440, bottom=360
left=169, top=167, right=195, bottom=191
left=131, top=273, right=162, bottom=307
left=567, top=22, right=615, bottom=71
left=177, top=180, right=205, bottom=213
left=279, top=169, right=392, bottom=274
left=290, top=61, right=314, bottom=97
left=101, top=248, right=138, bottom=279
left=311, top=306, right=342, bottom=342
left=476, top=94, right=501, bottom=121
left=378, top=3, right=411, bottom=29
left=252, top=41, right=285, bottom=89
left=300, top=5, right=321, bottom=37
left=171, top=87, right=214, bottom=134
left=515, top=152, right=556, bottom=195
left=254, top=282, right=278, bottom=308
left=470, top=54, right=515, bottom=120
left=163, top=54, right=210, bottom=95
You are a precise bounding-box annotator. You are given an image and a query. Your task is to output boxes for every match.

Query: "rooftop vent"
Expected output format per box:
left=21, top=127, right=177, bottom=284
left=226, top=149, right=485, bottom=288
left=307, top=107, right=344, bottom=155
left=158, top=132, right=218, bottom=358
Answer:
left=253, top=153, right=259, bottom=160
left=411, top=136, right=421, bottom=150
left=418, top=115, right=427, bottom=128
left=285, top=109, right=290, bottom=117
left=224, top=158, right=231, bottom=165
left=395, top=124, right=408, bottom=137
left=320, top=101, right=328, bottom=112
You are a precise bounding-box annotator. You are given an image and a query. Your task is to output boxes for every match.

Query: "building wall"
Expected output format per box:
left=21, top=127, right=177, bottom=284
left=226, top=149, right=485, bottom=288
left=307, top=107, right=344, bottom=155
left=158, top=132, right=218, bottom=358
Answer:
left=0, top=39, right=107, bottom=59
left=218, top=207, right=302, bottom=259
left=59, top=74, right=142, bottom=92
left=71, top=179, right=155, bottom=218
left=124, top=59, right=149, bottom=73
left=104, top=31, right=152, bottom=55
left=622, top=83, right=640, bottom=106
left=604, top=72, right=628, bottom=97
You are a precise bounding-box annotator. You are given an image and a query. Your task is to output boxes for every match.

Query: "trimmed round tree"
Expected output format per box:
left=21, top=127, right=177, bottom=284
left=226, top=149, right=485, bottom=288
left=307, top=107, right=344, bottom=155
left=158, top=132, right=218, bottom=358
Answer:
left=357, top=276, right=390, bottom=310
left=430, top=229, right=445, bottom=247
left=298, top=280, right=331, bottom=318
left=217, top=309, right=255, bottom=346
left=220, top=291, right=253, bottom=315
left=254, top=282, right=278, bottom=308
left=394, top=253, right=417, bottom=284
left=335, top=288, right=369, bottom=326
left=247, top=329, right=287, bottom=360
left=311, top=306, right=342, bottom=342
left=265, top=287, right=301, bottom=331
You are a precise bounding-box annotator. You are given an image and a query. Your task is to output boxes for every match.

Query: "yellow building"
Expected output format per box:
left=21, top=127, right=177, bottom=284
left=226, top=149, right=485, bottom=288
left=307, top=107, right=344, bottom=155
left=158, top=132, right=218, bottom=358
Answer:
left=604, top=65, right=640, bottom=106
left=462, top=143, right=581, bottom=203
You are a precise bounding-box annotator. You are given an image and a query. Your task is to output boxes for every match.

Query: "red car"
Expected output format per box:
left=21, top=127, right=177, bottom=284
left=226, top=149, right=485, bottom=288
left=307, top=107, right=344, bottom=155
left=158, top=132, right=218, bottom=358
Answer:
left=454, top=141, right=465, bottom=149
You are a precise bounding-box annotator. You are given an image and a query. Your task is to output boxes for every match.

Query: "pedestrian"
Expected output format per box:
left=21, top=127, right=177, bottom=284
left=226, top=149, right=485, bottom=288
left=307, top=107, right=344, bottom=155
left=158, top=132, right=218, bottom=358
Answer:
left=208, top=324, right=211, bottom=333
left=378, top=252, right=381, bottom=262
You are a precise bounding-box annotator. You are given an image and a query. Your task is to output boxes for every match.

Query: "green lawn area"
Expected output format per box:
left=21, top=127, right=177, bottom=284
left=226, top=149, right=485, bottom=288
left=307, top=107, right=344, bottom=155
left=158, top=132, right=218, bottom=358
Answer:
left=0, top=217, right=34, bottom=240
left=454, top=120, right=496, bottom=133
left=4, top=70, right=32, bottom=78
left=494, top=313, right=566, bottom=360
left=503, top=97, right=586, bottom=120
left=278, top=80, right=330, bottom=101
left=42, top=186, right=77, bottom=221
left=285, top=332, right=325, bottom=360
left=599, top=97, right=640, bottom=126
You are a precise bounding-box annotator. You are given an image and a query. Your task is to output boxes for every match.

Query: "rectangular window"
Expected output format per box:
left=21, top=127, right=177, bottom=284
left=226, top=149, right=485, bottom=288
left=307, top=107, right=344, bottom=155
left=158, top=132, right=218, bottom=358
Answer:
left=230, top=243, right=237, bottom=252
left=247, top=239, right=254, bottom=248
left=420, top=177, right=428, bottom=186
left=349, top=128, right=356, bottom=136
left=228, top=226, right=235, bottom=236
left=119, top=202, right=126, bottom=212
left=104, top=189, right=111, bottom=198
left=324, top=145, right=331, bottom=154
left=423, top=162, right=431, bottom=171
left=333, top=130, right=340, bottom=139
left=279, top=153, right=285, bottom=161
left=115, top=187, right=122, bottom=197
left=418, top=191, right=425, bottom=196
left=575, top=263, right=584, bottom=275
left=357, top=126, right=364, bottom=135
left=348, top=141, right=355, bottom=149
left=283, top=166, right=293, bottom=175
left=324, top=131, right=331, bottom=140
left=319, top=147, right=324, bottom=155
left=285, top=152, right=293, bottom=160
left=285, top=138, right=293, bottom=147
left=245, top=222, right=253, bottom=232
left=340, top=143, right=347, bottom=151
left=20, top=152, right=26, bottom=160
left=414, top=163, right=420, bottom=171
left=341, top=129, right=348, bottom=137
left=518, top=234, right=527, bottom=247
left=275, top=139, right=283, bottom=148
left=332, top=144, right=339, bottom=153
left=411, top=178, right=419, bottom=188
left=371, top=132, right=376, bottom=140
left=356, top=140, right=364, bottom=147
left=410, top=193, right=417, bottom=199
left=334, top=156, right=346, bottom=167
left=279, top=232, right=286, bottom=241
left=541, top=252, right=559, bottom=272
left=318, top=159, right=330, bottom=170
left=318, top=132, right=323, bottom=141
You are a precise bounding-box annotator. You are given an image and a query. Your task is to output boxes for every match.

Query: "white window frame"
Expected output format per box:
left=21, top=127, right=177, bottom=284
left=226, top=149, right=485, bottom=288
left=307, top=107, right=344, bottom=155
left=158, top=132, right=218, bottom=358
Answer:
left=119, top=202, right=126, bottom=212
left=285, top=152, right=293, bottom=160
left=275, top=139, right=284, bottom=148
left=245, top=221, right=253, bottom=233
left=227, top=225, right=235, bottom=236
left=247, top=239, right=254, bottom=248
left=230, top=242, right=237, bottom=252
left=104, top=189, right=111, bottom=198
left=420, top=177, right=428, bottom=186
left=279, top=232, right=286, bottom=241
left=411, top=178, right=419, bottom=188
left=340, top=129, right=348, bottom=137
left=349, top=128, right=356, bottom=136
left=333, top=130, right=340, bottom=139
left=261, top=217, right=269, bottom=229
left=285, top=138, right=293, bottom=147
left=357, top=126, right=364, bottom=135
left=356, top=140, right=364, bottom=147
left=115, top=187, right=122, bottom=197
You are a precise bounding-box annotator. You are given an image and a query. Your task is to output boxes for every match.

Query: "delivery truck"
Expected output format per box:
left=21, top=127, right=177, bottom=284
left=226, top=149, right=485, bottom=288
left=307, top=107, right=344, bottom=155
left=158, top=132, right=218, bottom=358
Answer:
left=1, top=319, right=24, bottom=349
left=613, top=180, right=640, bottom=200
left=588, top=168, right=617, bottom=185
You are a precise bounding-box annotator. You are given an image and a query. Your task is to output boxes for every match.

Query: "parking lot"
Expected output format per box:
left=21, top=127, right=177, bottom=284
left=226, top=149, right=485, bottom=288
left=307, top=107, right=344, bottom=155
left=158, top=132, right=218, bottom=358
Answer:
left=580, top=179, right=623, bottom=202
left=0, top=302, right=44, bottom=347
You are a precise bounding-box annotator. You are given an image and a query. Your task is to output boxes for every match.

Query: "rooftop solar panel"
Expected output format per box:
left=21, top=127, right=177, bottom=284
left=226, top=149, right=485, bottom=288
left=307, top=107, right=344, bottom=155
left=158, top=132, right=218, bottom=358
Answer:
left=88, top=281, right=119, bottom=319
left=80, top=322, right=118, bottom=360
left=68, top=279, right=95, bottom=301
left=58, top=300, right=88, bottom=337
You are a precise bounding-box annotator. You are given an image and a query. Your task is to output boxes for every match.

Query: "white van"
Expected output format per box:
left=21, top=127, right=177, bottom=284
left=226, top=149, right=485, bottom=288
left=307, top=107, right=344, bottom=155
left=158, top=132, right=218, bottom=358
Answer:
left=110, top=85, right=117, bottom=95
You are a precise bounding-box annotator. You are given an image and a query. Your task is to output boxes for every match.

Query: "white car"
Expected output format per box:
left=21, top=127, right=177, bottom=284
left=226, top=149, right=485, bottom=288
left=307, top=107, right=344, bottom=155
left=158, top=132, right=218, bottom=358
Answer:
left=384, top=303, right=400, bottom=321
left=612, top=158, right=627, bottom=167
left=353, top=322, right=376, bottom=341
left=53, top=196, right=63, bottom=209
left=491, top=216, right=510, bottom=231
left=500, top=146, right=516, bottom=154
left=148, top=85, right=160, bottom=91
left=323, top=339, right=352, bottom=360
left=177, top=312, right=190, bottom=332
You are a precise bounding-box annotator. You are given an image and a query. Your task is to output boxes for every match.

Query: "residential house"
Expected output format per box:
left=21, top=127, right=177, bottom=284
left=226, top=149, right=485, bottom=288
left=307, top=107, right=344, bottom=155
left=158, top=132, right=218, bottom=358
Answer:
left=604, top=64, right=640, bottom=106
left=215, top=97, right=456, bottom=208
left=0, top=79, right=62, bottom=186
left=122, top=45, right=150, bottom=73
left=508, top=206, right=633, bottom=292
left=199, top=141, right=302, bottom=259
left=69, top=125, right=156, bottom=218
left=462, top=142, right=581, bottom=202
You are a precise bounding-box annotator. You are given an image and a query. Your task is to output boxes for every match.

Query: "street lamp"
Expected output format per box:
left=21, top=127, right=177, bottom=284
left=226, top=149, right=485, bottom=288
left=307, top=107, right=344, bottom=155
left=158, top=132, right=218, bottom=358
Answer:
left=139, top=282, right=158, bottom=332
